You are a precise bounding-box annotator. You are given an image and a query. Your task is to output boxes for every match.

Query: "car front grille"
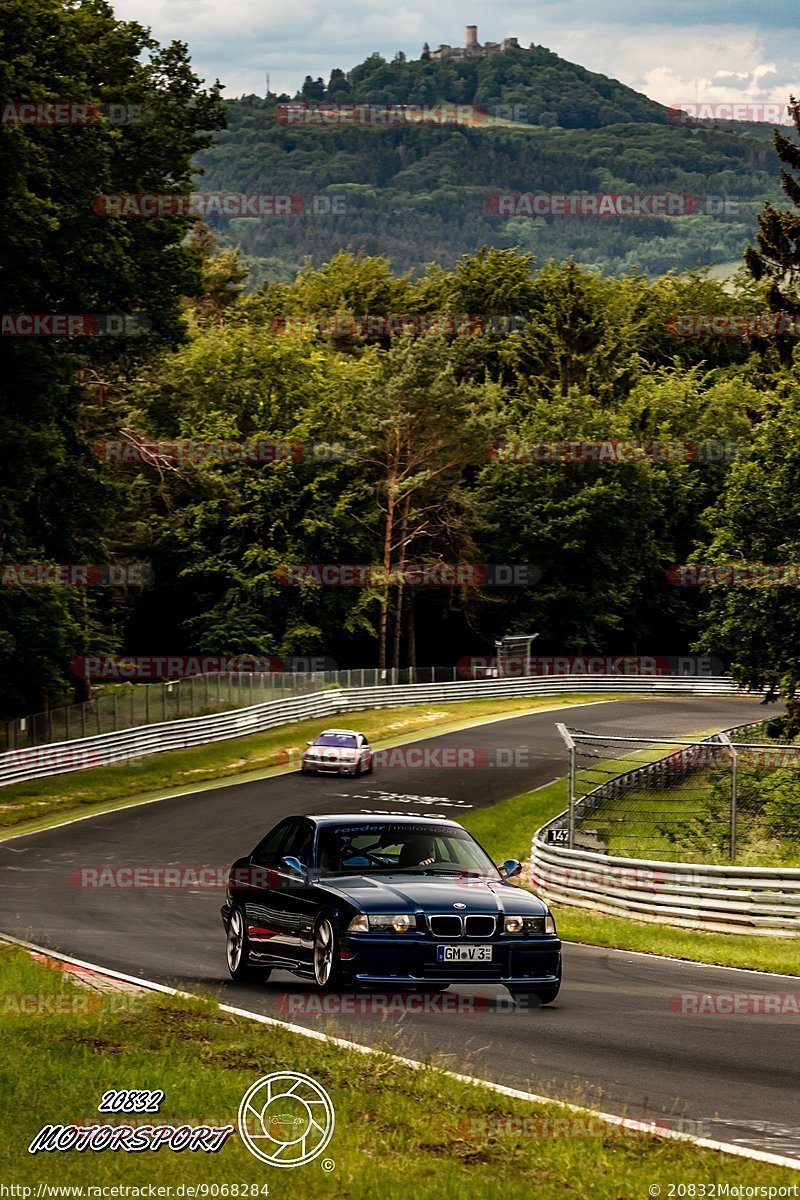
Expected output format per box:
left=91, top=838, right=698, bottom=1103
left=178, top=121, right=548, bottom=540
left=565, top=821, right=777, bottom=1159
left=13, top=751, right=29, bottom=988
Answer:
left=428, top=914, right=496, bottom=938
left=465, top=915, right=496, bottom=937
left=429, top=915, right=462, bottom=937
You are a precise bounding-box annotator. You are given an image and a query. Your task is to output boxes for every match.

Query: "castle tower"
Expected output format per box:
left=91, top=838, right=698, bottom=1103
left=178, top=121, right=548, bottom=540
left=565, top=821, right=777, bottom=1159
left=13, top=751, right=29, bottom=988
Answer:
left=465, top=25, right=479, bottom=50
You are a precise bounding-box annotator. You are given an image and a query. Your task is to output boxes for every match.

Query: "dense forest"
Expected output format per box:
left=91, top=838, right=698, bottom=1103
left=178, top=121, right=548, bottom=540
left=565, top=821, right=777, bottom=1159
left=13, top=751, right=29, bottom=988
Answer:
left=5, top=0, right=800, bottom=724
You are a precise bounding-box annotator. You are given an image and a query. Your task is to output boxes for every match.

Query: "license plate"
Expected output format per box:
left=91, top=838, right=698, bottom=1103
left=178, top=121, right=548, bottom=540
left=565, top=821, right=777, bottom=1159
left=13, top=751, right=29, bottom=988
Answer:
left=436, top=944, right=493, bottom=963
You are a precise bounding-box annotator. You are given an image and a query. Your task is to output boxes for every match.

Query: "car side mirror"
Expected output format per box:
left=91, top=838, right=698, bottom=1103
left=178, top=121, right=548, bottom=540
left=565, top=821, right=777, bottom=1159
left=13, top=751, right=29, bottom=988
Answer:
left=498, top=859, right=522, bottom=880
left=280, top=855, right=307, bottom=882
left=306, top=740, right=313, bottom=746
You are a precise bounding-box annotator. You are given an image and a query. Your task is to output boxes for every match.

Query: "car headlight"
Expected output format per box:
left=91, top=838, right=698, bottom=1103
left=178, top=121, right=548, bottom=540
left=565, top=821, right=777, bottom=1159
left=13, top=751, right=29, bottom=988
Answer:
left=347, top=913, right=414, bottom=933
left=504, top=913, right=558, bottom=935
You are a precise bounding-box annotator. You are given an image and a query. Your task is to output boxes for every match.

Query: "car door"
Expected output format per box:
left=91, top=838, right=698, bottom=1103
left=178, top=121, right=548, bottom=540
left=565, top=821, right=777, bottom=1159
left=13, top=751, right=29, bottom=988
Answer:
left=258, top=818, right=319, bottom=968
left=273, top=820, right=321, bottom=969
left=244, top=819, right=297, bottom=966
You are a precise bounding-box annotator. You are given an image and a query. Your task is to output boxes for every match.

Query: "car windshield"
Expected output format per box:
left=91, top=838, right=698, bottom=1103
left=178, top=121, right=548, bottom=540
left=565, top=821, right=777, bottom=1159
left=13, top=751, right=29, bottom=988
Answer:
left=314, top=823, right=499, bottom=877
left=314, top=734, right=357, bottom=748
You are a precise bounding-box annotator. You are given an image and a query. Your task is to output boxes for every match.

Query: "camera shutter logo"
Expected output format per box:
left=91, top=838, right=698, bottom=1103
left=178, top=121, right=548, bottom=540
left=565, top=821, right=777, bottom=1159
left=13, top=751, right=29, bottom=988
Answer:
left=237, top=1071, right=335, bottom=1167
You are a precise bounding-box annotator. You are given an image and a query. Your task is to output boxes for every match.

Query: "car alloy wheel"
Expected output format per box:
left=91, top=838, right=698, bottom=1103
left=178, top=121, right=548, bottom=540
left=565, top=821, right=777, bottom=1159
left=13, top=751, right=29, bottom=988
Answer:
left=226, top=905, right=270, bottom=982
left=313, top=916, right=341, bottom=990
left=227, top=908, right=244, bottom=971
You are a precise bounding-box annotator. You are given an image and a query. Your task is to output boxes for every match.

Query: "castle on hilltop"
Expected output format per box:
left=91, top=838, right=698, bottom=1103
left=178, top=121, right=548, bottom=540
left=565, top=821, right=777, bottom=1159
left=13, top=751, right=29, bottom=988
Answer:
left=422, top=26, right=527, bottom=61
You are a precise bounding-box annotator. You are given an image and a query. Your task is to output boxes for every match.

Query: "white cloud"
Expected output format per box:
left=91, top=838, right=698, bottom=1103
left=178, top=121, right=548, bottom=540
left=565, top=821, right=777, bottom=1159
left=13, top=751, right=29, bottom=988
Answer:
left=110, top=0, right=800, bottom=107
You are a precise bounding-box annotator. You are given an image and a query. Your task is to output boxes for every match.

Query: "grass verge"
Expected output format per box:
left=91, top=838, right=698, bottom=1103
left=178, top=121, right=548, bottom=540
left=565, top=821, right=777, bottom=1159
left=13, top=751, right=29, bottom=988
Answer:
left=1, top=943, right=796, bottom=1195
left=460, top=777, right=800, bottom=976
left=0, top=693, right=623, bottom=836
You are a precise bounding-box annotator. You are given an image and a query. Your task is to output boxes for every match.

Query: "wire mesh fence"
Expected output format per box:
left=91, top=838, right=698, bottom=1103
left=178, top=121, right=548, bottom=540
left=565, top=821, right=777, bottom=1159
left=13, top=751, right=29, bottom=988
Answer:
left=1, top=666, right=464, bottom=752
left=555, top=719, right=800, bottom=865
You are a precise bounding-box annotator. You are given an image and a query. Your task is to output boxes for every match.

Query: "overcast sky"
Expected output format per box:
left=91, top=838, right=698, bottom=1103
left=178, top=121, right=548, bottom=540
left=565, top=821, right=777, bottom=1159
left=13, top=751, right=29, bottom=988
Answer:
left=112, top=0, right=798, bottom=111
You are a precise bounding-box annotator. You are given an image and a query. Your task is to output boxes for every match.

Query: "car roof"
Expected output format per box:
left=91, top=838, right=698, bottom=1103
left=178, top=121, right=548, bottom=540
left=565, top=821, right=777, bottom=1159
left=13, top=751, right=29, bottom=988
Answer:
left=304, top=813, right=463, bottom=828
left=316, top=729, right=362, bottom=736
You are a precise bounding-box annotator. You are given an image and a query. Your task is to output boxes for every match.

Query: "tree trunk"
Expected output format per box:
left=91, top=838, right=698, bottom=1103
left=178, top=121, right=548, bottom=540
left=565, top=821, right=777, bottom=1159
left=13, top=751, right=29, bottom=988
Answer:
left=392, top=494, right=411, bottom=672
left=378, top=484, right=396, bottom=670
left=406, top=590, right=416, bottom=681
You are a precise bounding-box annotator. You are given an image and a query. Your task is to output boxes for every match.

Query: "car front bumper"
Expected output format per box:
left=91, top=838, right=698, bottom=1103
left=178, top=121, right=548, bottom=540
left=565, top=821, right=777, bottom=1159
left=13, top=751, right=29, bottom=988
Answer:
left=302, top=759, right=359, bottom=775
left=339, top=933, right=562, bottom=986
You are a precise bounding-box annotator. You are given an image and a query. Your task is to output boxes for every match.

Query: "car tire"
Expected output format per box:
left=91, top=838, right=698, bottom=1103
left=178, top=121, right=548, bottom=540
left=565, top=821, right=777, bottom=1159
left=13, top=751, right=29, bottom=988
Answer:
left=364, top=757, right=374, bottom=775
left=312, top=915, right=343, bottom=992
left=507, top=964, right=561, bottom=1007
left=226, top=906, right=270, bottom=982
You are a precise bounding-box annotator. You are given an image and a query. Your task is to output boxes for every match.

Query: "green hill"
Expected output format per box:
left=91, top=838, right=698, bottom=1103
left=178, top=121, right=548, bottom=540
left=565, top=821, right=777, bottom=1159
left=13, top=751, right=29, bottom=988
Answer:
left=193, top=44, right=782, bottom=281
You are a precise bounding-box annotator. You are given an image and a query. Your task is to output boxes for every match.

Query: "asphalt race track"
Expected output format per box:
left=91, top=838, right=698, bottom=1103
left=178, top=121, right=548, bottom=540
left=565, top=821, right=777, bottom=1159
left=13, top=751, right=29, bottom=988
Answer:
left=1, top=694, right=798, bottom=1161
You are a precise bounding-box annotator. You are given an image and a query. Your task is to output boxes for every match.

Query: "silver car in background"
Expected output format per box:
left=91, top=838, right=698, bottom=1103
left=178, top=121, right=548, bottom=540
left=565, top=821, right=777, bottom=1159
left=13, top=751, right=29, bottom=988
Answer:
left=301, top=729, right=373, bottom=776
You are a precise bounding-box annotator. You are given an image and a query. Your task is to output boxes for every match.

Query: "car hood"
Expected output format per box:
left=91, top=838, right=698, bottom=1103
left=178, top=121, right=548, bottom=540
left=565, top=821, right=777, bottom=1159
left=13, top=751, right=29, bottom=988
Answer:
left=317, top=873, right=548, bottom=915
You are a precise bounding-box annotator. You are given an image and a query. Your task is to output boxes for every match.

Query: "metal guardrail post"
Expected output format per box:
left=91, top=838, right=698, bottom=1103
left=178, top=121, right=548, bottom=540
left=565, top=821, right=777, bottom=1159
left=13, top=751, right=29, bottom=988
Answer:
left=555, top=722, right=577, bottom=848
left=716, top=731, right=737, bottom=862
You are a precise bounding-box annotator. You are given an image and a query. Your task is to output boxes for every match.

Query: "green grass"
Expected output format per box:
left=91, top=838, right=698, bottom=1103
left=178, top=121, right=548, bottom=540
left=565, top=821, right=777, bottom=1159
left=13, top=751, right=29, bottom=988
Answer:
left=463, top=777, right=568, bottom=864
left=0, top=693, right=624, bottom=836
left=598, top=772, right=800, bottom=869
left=1, top=943, right=796, bottom=1195
left=460, top=777, right=800, bottom=975
left=557, top=909, right=800, bottom=975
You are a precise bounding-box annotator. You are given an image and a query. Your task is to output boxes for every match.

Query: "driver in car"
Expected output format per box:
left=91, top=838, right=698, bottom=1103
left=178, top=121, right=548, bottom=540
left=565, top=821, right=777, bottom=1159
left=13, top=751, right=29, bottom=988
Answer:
left=398, top=835, right=437, bottom=868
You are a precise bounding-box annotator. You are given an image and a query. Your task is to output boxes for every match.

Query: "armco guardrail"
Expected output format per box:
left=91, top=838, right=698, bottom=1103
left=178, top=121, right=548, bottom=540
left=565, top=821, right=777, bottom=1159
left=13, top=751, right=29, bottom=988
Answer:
left=530, top=840, right=800, bottom=936
left=532, top=721, right=800, bottom=936
left=0, top=674, right=747, bottom=789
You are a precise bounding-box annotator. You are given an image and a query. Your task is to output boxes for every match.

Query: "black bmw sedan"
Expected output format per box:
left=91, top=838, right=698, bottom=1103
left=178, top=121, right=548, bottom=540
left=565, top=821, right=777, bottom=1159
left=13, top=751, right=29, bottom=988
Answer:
left=221, top=813, right=562, bottom=1004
